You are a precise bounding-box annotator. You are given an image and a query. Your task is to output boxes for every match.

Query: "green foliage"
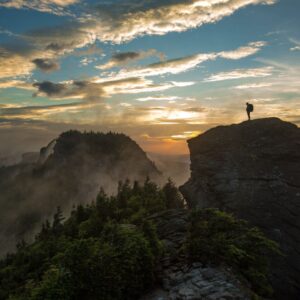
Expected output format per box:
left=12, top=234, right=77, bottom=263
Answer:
left=185, top=209, right=281, bottom=297
left=0, top=179, right=184, bottom=300
left=163, top=178, right=185, bottom=209
left=0, top=180, right=278, bottom=299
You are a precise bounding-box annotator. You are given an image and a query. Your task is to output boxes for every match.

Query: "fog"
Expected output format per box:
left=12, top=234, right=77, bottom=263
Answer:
left=0, top=130, right=169, bottom=255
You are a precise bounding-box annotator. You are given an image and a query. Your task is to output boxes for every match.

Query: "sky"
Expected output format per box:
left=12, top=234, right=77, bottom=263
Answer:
left=0, top=0, right=299, bottom=158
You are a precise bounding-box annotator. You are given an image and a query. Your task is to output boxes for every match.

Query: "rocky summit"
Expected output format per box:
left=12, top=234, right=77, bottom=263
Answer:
left=180, top=118, right=300, bottom=299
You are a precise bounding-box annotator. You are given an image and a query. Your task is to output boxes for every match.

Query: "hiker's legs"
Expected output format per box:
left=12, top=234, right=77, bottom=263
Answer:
left=247, top=110, right=250, bottom=120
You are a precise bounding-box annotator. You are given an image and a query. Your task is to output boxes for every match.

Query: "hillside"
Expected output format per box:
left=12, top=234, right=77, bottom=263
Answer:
left=0, top=130, right=161, bottom=255
left=180, top=118, right=300, bottom=299
left=0, top=180, right=277, bottom=300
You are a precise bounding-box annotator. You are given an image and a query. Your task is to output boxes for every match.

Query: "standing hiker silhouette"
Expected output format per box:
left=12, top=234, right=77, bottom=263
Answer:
left=246, top=102, right=254, bottom=120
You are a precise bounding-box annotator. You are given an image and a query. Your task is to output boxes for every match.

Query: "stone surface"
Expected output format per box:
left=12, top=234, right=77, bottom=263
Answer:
left=142, top=210, right=252, bottom=300
left=180, top=118, right=300, bottom=299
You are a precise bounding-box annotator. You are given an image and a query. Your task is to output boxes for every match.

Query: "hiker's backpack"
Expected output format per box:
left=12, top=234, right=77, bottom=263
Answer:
left=248, top=104, right=254, bottom=112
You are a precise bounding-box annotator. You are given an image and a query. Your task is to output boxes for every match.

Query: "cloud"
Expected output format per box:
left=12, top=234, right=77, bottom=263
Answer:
left=133, top=105, right=207, bottom=125
left=99, top=41, right=266, bottom=80
left=32, top=77, right=192, bottom=101
left=99, top=53, right=217, bottom=78
left=88, top=0, right=276, bottom=43
left=79, top=57, right=97, bottom=66
left=6, top=0, right=274, bottom=46
left=0, top=79, right=34, bottom=90
left=32, top=58, right=60, bottom=72
left=0, top=0, right=273, bottom=81
left=98, top=49, right=165, bottom=70
left=0, top=23, right=97, bottom=79
left=234, top=82, right=273, bottom=89
left=26, top=22, right=97, bottom=55
left=136, top=95, right=189, bottom=102
left=0, top=0, right=271, bottom=80
left=0, top=46, right=36, bottom=79
left=0, top=40, right=65, bottom=79
left=0, top=0, right=79, bottom=15
left=0, top=102, right=90, bottom=120
left=289, top=38, right=300, bottom=52
left=204, top=67, right=273, bottom=82
left=219, top=41, right=266, bottom=59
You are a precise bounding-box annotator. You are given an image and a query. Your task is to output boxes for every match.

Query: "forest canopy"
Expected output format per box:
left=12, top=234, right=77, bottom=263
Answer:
left=0, top=179, right=278, bottom=300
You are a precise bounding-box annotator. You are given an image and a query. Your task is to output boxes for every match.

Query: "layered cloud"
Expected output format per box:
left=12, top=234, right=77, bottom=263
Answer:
left=0, top=0, right=79, bottom=15
left=98, top=49, right=165, bottom=70
left=204, top=66, right=273, bottom=82
left=32, top=77, right=195, bottom=101
left=2, top=0, right=275, bottom=57
left=99, top=41, right=266, bottom=79
left=136, top=95, right=196, bottom=102
left=0, top=79, right=34, bottom=90
left=0, top=46, right=36, bottom=79
left=0, top=42, right=62, bottom=79
left=0, top=102, right=89, bottom=120
left=89, top=0, right=276, bottom=43
left=234, top=82, right=273, bottom=89
left=219, top=41, right=266, bottom=59
left=0, top=0, right=271, bottom=81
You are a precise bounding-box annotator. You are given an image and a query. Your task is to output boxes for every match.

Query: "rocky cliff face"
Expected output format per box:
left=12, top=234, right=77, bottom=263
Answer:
left=0, top=130, right=160, bottom=255
left=180, top=118, right=300, bottom=299
left=141, top=210, right=252, bottom=300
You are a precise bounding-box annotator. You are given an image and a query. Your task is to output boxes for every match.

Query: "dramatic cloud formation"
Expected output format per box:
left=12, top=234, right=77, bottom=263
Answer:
left=99, top=53, right=217, bottom=78
left=100, top=41, right=266, bottom=80
left=0, top=0, right=269, bottom=81
left=89, top=0, right=276, bottom=43
left=2, top=0, right=298, bottom=159
left=98, top=49, right=165, bottom=70
left=204, top=66, right=273, bottom=82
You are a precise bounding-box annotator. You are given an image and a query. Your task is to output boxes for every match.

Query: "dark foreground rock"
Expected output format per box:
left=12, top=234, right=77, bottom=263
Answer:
left=180, top=118, right=300, bottom=299
left=141, top=210, right=252, bottom=300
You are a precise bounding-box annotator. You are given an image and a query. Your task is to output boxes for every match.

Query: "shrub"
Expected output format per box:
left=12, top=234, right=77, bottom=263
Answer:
left=185, top=209, right=281, bottom=297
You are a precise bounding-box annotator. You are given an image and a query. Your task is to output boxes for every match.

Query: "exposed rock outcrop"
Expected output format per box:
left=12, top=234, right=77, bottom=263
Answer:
left=180, top=118, right=300, bottom=299
left=141, top=210, right=252, bottom=300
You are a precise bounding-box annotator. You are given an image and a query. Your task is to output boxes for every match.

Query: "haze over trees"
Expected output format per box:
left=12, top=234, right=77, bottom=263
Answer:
left=0, top=179, right=278, bottom=300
